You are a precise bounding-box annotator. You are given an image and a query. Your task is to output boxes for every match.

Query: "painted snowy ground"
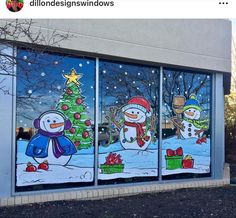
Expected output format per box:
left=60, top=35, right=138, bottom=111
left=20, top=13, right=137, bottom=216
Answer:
left=16, top=140, right=94, bottom=186
left=16, top=136, right=210, bottom=186
left=98, top=141, right=158, bottom=180
left=98, top=136, right=210, bottom=179
left=17, top=164, right=93, bottom=186
left=162, top=137, right=210, bottom=175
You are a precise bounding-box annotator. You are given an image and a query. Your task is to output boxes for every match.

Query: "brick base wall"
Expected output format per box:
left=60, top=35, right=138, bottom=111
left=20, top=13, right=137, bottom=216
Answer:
left=0, top=164, right=230, bottom=207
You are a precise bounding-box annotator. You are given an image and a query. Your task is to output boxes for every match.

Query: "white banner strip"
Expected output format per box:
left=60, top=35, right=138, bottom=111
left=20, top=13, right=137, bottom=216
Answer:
left=0, top=0, right=235, bottom=19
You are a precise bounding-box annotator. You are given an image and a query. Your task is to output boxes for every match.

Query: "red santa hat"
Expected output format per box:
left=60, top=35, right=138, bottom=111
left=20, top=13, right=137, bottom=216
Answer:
left=121, top=96, right=152, bottom=117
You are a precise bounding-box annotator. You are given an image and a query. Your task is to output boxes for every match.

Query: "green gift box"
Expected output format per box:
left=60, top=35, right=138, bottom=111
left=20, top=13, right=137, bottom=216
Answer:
left=100, top=164, right=124, bottom=174
left=165, top=155, right=183, bottom=170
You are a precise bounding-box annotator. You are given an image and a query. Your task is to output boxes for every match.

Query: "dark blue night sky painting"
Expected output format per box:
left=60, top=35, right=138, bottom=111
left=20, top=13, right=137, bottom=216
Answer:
left=16, top=49, right=95, bottom=128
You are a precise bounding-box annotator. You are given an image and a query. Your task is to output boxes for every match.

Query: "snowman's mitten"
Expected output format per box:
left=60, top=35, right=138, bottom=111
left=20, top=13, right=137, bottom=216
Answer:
left=110, top=107, right=118, bottom=117
left=144, top=136, right=150, bottom=141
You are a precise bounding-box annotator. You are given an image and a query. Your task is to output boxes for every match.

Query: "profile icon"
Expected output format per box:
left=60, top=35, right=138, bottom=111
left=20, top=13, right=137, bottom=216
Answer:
left=6, top=0, right=24, bottom=12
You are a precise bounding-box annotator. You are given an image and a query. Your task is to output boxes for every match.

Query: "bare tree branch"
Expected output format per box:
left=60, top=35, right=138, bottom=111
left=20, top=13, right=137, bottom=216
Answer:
left=0, top=19, right=74, bottom=123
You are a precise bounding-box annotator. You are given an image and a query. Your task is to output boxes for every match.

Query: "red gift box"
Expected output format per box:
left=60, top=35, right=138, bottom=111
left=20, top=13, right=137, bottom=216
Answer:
left=100, top=153, right=124, bottom=174
left=182, top=159, right=194, bottom=168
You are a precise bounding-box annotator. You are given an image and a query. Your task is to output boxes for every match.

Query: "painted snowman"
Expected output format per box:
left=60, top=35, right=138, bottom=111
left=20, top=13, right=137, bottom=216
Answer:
left=26, top=110, right=77, bottom=169
left=119, top=96, right=152, bottom=150
left=180, top=94, right=207, bottom=139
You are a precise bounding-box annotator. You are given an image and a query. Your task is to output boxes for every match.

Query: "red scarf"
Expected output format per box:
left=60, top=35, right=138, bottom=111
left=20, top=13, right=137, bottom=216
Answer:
left=124, top=121, right=150, bottom=147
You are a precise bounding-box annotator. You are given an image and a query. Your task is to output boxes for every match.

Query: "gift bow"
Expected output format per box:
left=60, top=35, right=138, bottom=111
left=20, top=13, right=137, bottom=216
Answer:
left=184, top=155, right=193, bottom=160
left=105, top=153, right=122, bottom=165
left=166, top=147, right=183, bottom=156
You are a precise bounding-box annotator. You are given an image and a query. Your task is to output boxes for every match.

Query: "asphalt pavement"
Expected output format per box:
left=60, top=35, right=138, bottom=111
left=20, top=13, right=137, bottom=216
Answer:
left=1, top=185, right=236, bottom=218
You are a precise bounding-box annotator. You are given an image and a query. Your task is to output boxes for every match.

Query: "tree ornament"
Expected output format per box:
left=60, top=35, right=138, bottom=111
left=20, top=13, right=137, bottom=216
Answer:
left=76, top=98, right=83, bottom=105
left=69, top=128, right=76, bottom=134
left=61, top=104, right=69, bottom=111
left=85, top=120, right=91, bottom=126
left=82, top=131, right=89, bottom=138
left=38, top=160, right=49, bottom=171
left=74, top=113, right=81, bottom=120
left=26, top=162, right=37, bottom=172
left=66, top=88, right=73, bottom=95
left=74, top=141, right=80, bottom=147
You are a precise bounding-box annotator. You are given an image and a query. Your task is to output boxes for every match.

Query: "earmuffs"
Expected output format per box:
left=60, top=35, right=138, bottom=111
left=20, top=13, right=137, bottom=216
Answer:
left=33, top=110, right=72, bottom=130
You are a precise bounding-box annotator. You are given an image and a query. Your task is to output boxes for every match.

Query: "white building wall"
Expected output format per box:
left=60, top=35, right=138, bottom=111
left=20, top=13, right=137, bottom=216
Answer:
left=0, top=19, right=232, bottom=199
left=0, top=19, right=232, bottom=73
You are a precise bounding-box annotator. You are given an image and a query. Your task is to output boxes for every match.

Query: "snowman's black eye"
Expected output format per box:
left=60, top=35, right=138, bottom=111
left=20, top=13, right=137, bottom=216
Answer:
left=53, top=120, right=56, bottom=123
left=132, top=111, right=134, bottom=114
left=137, top=112, right=139, bottom=114
left=47, top=119, right=50, bottom=123
left=194, top=110, right=196, bottom=112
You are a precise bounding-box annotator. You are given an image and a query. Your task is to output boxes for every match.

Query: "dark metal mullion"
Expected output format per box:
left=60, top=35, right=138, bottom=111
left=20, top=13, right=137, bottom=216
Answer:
left=158, top=66, right=163, bottom=181
left=94, top=58, right=99, bottom=186
left=211, top=74, right=215, bottom=179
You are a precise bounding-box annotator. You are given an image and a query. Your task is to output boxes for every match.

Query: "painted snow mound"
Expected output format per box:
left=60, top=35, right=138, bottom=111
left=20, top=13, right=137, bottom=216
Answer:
left=162, top=136, right=210, bottom=175
left=16, top=135, right=210, bottom=185
left=17, top=164, right=93, bottom=186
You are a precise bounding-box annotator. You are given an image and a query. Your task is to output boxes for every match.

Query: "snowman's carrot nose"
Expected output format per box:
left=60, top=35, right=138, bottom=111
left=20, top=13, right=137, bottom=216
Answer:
left=185, top=111, right=194, bottom=116
left=124, top=112, right=138, bottom=119
left=50, top=122, right=64, bottom=129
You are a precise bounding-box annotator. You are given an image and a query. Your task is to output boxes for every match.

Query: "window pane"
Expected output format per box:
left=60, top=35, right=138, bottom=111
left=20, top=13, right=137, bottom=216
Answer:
left=98, top=60, right=159, bottom=185
left=16, top=49, right=95, bottom=191
left=162, top=68, right=211, bottom=180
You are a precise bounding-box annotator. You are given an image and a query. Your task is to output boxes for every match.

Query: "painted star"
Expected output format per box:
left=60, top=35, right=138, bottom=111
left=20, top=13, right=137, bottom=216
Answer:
left=63, top=69, right=82, bottom=86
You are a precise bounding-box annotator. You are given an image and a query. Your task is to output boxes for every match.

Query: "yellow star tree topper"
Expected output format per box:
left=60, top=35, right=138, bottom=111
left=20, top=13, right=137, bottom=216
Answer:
left=63, top=69, right=82, bottom=86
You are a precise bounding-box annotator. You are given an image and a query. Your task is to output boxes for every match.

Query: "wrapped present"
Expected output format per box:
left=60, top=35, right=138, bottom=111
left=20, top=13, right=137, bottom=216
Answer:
left=105, top=152, right=122, bottom=165
left=165, top=147, right=183, bottom=170
left=100, top=164, right=124, bottom=174
left=182, top=155, right=194, bottom=168
left=100, top=153, right=124, bottom=174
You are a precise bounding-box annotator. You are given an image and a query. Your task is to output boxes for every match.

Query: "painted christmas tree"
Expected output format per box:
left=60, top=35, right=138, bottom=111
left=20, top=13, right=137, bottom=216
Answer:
left=56, top=69, right=93, bottom=150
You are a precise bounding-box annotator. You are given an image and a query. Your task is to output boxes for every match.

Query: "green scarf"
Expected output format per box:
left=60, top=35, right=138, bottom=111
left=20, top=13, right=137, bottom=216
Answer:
left=183, top=117, right=209, bottom=130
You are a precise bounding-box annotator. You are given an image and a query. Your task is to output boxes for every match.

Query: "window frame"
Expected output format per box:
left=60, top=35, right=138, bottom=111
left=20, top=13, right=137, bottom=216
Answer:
left=161, top=67, right=213, bottom=180
left=10, top=45, right=217, bottom=195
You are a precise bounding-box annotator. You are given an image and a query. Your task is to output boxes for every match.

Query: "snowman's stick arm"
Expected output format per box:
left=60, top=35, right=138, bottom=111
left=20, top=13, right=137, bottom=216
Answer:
left=105, top=116, right=121, bottom=130
left=150, top=116, right=156, bottom=131
left=171, top=117, right=184, bottom=131
left=194, top=129, right=204, bottom=137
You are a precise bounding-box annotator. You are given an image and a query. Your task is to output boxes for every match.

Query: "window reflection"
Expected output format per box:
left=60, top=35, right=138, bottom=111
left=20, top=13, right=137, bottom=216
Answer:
left=98, top=60, right=159, bottom=184
left=16, top=49, right=95, bottom=191
left=162, top=69, right=211, bottom=180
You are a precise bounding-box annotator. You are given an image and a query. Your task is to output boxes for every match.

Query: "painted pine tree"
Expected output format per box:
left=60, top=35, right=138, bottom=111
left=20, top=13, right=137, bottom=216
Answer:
left=56, top=68, right=93, bottom=150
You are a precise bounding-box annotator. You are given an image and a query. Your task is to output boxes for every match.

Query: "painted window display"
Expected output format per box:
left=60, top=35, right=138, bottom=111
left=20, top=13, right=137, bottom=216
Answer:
left=98, top=60, right=159, bottom=183
left=16, top=49, right=95, bottom=190
left=162, top=69, right=211, bottom=179
left=14, top=48, right=213, bottom=190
